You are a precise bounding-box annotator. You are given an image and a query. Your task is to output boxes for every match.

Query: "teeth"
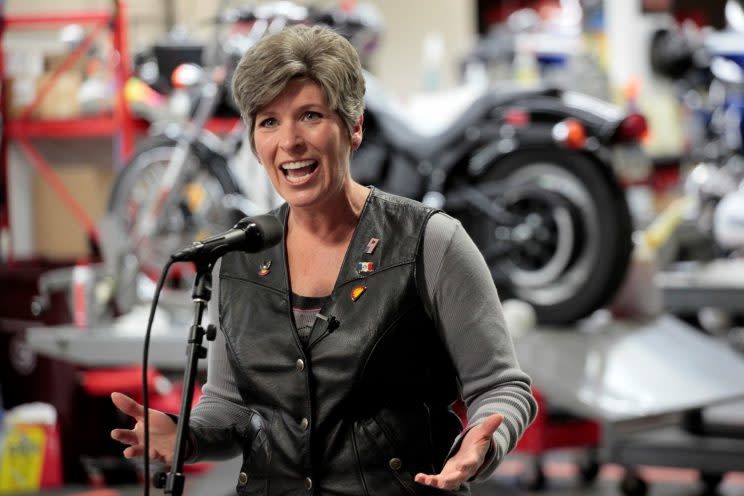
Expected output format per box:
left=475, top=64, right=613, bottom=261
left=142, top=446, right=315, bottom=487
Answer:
left=281, top=160, right=317, bottom=184
left=286, top=171, right=313, bottom=184
left=281, top=160, right=315, bottom=170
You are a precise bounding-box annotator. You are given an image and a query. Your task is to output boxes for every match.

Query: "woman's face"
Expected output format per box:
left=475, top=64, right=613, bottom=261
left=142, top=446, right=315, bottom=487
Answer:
left=253, top=79, right=362, bottom=210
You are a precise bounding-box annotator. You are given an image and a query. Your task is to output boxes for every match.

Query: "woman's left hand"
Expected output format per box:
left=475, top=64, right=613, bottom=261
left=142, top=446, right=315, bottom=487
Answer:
left=414, top=413, right=503, bottom=491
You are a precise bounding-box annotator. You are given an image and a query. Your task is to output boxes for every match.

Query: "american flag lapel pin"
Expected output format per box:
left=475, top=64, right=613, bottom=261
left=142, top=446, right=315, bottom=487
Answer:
left=356, top=261, right=374, bottom=275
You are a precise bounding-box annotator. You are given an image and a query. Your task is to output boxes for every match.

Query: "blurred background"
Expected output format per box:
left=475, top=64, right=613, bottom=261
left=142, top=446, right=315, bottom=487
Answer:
left=1, top=0, right=744, bottom=495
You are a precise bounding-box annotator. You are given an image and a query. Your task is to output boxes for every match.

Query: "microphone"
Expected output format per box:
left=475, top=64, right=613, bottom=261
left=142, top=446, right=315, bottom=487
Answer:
left=170, top=215, right=283, bottom=263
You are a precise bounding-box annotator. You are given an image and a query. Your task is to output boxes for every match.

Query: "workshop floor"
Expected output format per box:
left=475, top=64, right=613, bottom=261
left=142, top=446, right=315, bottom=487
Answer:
left=11, top=333, right=744, bottom=496
left=24, top=454, right=744, bottom=496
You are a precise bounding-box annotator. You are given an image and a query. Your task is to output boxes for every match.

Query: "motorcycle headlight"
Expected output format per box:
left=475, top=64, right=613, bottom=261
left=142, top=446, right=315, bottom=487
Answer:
left=171, top=63, right=203, bottom=89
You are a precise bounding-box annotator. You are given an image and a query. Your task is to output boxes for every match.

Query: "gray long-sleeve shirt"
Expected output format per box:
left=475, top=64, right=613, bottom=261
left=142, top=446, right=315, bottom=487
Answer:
left=190, top=212, right=537, bottom=480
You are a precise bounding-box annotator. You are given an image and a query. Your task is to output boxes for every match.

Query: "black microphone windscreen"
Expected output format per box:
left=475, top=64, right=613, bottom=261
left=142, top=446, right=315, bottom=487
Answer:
left=248, top=215, right=283, bottom=250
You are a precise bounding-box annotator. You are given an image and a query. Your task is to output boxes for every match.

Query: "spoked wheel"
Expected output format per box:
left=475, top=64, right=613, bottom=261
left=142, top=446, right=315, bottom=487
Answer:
left=460, top=149, right=633, bottom=325
left=108, top=137, right=242, bottom=287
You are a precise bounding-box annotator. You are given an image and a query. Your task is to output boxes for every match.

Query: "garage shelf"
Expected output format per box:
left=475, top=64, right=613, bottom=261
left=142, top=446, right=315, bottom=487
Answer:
left=0, top=1, right=134, bottom=261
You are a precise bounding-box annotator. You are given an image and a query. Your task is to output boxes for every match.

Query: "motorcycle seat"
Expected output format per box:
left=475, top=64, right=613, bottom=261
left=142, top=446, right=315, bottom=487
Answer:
left=367, top=86, right=560, bottom=161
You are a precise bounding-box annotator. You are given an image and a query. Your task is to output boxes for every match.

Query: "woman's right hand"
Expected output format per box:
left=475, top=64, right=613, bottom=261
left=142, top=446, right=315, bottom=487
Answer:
left=110, top=392, right=178, bottom=464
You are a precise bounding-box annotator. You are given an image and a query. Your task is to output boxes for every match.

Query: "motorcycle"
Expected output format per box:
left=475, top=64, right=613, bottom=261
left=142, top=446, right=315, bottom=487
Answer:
left=108, top=3, right=285, bottom=304
left=356, top=74, right=644, bottom=324
left=107, top=2, right=646, bottom=325
left=650, top=5, right=744, bottom=259
left=648, top=5, right=744, bottom=347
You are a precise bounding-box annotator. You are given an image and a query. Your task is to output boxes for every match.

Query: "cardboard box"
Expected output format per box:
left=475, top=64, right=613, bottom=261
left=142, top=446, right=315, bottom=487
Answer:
left=4, top=71, right=83, bottom=120
left=32, top=164, right=113, bottom=260
left=35, top=71, right=82, bottom=120
left=3, top=43, right=88, bottom=119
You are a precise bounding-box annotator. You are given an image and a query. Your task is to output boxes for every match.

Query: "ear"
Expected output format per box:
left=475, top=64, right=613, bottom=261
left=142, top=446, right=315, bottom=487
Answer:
left=350, top=114, right=364, bottom=150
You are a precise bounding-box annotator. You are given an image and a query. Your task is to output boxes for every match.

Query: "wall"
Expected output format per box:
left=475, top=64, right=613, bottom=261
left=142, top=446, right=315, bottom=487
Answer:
left=604, top=0, right=684, bottom=157
left=6, top=0, right=477, bottom=99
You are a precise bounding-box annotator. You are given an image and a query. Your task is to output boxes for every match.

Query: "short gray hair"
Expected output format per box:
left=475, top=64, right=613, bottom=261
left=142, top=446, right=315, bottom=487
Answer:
left=231, top=24, right=366, bottom=152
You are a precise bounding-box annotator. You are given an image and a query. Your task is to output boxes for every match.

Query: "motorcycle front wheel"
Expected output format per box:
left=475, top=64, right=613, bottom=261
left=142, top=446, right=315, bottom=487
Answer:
left=108, top=136, right=242, bottom=285
left=460, top=149, right=633, bottom=325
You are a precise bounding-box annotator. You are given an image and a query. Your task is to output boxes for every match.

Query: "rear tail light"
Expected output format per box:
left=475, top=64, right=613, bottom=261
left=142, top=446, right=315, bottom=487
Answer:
left=613, top=113, right=649, bottom=143
left=552, top=118, right=586, bottom=149
left=504, top=109, right=530, bottom=127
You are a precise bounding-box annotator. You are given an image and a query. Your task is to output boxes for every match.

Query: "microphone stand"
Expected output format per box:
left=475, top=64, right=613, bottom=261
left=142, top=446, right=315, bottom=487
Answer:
left=153, top=260, right=217, bottom=495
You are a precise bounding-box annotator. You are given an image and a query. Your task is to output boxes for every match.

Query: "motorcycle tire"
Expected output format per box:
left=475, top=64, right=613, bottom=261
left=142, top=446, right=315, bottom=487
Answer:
left=462, top=148, right=633, bottom=325
left=108, top=136, right=242, bottom=283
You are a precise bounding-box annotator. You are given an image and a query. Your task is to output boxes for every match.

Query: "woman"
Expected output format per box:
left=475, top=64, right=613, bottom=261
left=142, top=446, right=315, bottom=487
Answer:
left=112, top=25, right=537, bottom=495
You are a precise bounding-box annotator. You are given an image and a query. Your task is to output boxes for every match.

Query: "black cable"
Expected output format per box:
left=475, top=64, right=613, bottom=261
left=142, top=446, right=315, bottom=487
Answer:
left=142, top=258, right=174, bottom=496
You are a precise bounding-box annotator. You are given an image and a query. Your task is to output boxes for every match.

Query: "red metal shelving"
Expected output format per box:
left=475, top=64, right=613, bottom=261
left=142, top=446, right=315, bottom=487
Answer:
left=0, top=1, right=134, bottom=261
left=6, top=117, right=122, bottom=139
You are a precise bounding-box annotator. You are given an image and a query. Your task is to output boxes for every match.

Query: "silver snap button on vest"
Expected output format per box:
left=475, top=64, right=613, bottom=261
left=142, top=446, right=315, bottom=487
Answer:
left=238, top=472, right=249, bottom=485
left=304, top=476, right=313, bottom=490
left=296, top=358, right=305, bottom=371
left=389, top=458, right=402, bottom=471
left=300, top=417, right=309, bottom=430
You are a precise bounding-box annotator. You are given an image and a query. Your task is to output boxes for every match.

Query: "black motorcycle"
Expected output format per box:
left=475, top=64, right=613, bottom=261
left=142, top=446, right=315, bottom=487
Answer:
left=355, top=74, right=644, bottom=324
left=108, top=2, right=646, bottom=325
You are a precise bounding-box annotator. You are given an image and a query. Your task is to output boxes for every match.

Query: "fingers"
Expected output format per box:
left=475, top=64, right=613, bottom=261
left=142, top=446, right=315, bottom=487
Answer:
left=122, top=445, right=166, bottom=463
left=111, top=428, right=139, bottom=446
left=416, top=414, right=507, bottom=491
left=415, top=472, right=464, bottom=491
left=110, top=395, right=174, bottom=464
left=415, top=456, right=478, bottom=491
left=111, top=392, right=145, bottom=421
left=117, top=440, right=170, bottom=464
left=122, top=445, right=144, bottom=459
left=111, top=427, right=144, bottom=461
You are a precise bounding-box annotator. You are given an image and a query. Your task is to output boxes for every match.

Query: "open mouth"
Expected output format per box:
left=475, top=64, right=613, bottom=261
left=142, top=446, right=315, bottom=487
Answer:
left=281, top=160, right=319, bottom=184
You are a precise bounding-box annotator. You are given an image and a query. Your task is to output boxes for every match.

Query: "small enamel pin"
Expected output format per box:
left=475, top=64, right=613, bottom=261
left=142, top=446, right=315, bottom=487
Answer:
left=366, top=237, right=379, bottom=255
left=351, top=285, right=367, bottom=301
left=356, top=261, right=374, bottom=274
left=257, top=260, right=272, bottom=277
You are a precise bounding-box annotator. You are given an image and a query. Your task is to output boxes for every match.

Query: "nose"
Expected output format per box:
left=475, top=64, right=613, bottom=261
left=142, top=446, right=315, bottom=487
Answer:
left=278, top=122, right=305, bottom=152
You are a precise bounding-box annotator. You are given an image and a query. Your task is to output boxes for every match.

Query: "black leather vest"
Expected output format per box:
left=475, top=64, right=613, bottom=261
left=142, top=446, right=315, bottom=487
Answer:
left=219, top=189, right=466, bottom=495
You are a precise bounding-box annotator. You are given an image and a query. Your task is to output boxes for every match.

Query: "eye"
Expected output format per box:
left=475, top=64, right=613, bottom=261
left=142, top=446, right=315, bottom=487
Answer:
left=302, top=111, right=322, bottom=121
left=258, top=117, right=277, bottom=128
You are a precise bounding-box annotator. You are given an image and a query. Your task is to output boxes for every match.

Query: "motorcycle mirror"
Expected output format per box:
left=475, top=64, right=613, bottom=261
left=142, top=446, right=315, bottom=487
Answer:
left=171, top=63, right=204, bottom=89
left=506, top=8, right=540, bottom=33
left=711, top=56, right=744, bottom=85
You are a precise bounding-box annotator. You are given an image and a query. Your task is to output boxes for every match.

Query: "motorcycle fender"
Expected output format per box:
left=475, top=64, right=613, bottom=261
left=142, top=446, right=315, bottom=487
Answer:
left=466, top=142, right=613, bottom=180
left=467, top=139, right=510, bottom=177
left=465, top=118, right=602, bottom=178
